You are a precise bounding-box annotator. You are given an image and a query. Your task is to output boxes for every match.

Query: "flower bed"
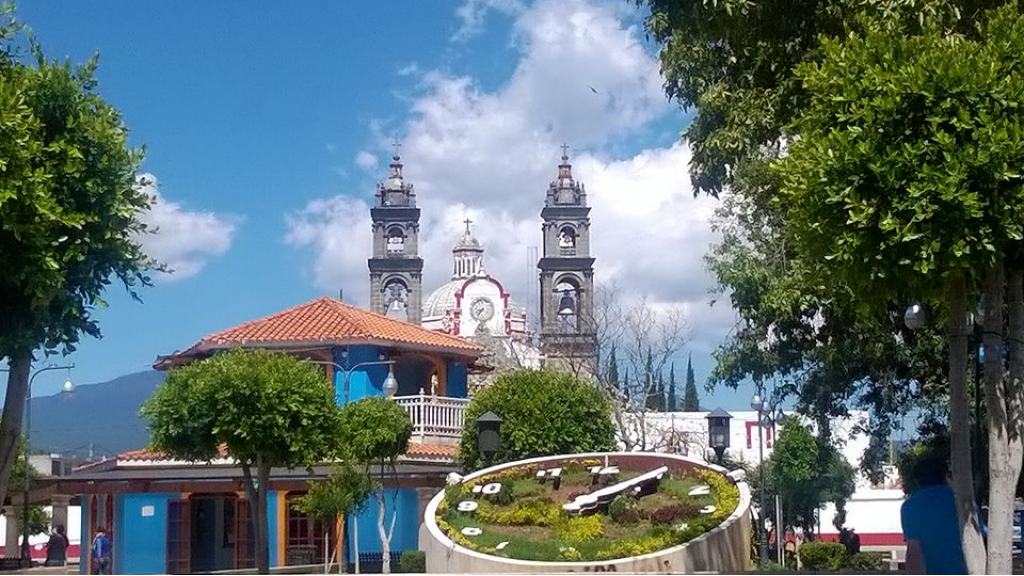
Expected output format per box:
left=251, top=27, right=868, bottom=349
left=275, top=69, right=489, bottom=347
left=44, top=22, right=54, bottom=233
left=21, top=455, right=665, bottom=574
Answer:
left=434, top=456, right=740, bottom=562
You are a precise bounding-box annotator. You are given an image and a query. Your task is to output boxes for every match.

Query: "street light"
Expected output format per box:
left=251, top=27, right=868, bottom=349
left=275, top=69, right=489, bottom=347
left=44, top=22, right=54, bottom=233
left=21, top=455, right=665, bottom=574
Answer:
left=906, top=300, right=986, bottom=498
left=0, top=362, right=74, bottom=567
left=750, top=391, right=768, bottom=565
left=705, top=408, right=732, bottom=463
left=476, top=411, right=504, bottom=466
left=305, top=354, right=398, bottom=404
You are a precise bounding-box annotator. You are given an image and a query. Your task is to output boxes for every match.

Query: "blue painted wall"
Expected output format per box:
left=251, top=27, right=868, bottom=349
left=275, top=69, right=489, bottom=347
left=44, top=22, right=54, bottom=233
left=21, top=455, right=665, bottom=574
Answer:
left=267, top=491, right=279, bottom=568
left=335, top=346, right=389, bottom=403
left=116, top=493, right=177, bottom=574
left=346, top=488, right=419, bottom=563
left=447, top=362, right=468, bottom=398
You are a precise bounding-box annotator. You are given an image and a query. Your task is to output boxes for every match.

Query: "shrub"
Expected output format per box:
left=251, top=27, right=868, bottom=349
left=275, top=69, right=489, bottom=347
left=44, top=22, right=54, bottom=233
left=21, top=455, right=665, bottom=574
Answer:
left=557, top=515, right=604, bottom=542
left=799, top=542, right=847, bottom=571
left=479, top=498, right=563, bottom=527
left=595, top=533, right=674, bottom=560
left=697, top=469, right=740, bottom=520
left=489, top=480, right=514, bottom=505
left=608, top=495, right=635, bottom=522
left=458, top=369, right=617, bottom=469
left=400, top=550, right=426, bottom=573
left=558, top=546, right=584, bottom=561
left=645, top=503, right=701, bottom=525
left=842, top=551, right=884, bottom=571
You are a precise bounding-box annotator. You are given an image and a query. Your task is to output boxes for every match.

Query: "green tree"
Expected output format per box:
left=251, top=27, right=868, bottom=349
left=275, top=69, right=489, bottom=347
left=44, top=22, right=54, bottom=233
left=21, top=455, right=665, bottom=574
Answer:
left=0, top=6, right=159, bottom=511
left=765, top=420, right=855, bottom=535
left=142, top=350, right=341, bottom=574
left=643, top=349, right=657, bottom=411
left=655, top=372, right=666, bottom=412
left=459, top=369, right=616, bottom=469
left=337, top=397, right=412, bottom=575
left=605, top=344, right=619, bottom=393
left=666, top=362, right=677, bottom=412
left=293, top=464, right=375, bottom=574
left=777, top=9, right=1024, bottom=570
left=682, top=355, right=700, bottom=411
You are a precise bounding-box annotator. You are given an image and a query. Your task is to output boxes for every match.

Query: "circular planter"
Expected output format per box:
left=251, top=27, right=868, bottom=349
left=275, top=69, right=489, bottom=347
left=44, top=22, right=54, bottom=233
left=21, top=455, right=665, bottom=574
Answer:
left=421, top=452, right=752, bottom=574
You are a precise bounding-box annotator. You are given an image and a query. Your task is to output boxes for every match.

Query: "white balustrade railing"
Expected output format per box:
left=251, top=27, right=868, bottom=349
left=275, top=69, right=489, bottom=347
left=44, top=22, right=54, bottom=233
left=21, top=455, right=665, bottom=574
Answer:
left=393, top=393, right=469, bottom=439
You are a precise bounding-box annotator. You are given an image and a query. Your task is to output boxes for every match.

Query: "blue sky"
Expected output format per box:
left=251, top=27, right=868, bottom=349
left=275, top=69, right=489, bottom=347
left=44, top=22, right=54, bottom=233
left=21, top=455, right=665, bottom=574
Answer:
left=12, top=0, right=758, bottom=410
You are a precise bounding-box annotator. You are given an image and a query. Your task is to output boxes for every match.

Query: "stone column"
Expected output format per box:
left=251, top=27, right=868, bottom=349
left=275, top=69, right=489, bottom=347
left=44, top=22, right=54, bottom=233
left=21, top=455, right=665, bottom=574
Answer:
left=50, top=495, right=71, bottom=532
left=3, top=506, right=19, bottom=558
left=415, top=487, right=438, bottom=551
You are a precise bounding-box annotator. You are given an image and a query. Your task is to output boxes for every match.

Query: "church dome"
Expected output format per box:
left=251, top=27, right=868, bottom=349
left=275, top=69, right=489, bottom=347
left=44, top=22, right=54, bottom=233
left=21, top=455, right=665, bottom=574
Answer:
left=454, top=230, right=482, bottom=250
left=423, top=280, right=464, bottom=319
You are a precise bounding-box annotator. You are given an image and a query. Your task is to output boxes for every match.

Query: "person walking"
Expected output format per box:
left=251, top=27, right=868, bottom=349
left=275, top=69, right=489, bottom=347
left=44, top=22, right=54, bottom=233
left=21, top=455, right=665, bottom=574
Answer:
left=90, top=527, right=112, bottom=575
left=44, top=525, right=69, bottom=567
left=901, top=455, right=968, bottom=574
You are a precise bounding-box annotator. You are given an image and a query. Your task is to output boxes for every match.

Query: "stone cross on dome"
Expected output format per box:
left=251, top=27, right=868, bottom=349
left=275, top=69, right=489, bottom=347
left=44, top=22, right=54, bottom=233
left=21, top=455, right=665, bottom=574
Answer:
left=392, top=136, right=402, bottom=160
left=463, top=218, right=473, bottom=234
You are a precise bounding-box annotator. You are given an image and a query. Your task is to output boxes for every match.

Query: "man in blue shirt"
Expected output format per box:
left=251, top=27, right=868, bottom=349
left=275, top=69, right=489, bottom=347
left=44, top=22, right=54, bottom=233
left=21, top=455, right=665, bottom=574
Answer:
left=901, top=455, right=969, bottom=574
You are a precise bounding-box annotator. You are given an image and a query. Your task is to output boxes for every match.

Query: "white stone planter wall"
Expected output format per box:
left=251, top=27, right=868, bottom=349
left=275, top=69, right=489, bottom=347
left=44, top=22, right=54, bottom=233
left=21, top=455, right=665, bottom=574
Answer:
left=421, top=452, right=752, bottom=574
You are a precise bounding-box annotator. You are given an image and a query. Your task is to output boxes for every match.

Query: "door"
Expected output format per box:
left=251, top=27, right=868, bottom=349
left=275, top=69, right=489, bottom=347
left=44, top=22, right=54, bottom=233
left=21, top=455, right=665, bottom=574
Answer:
left=234, top=498, right=255, bottom=569
left=166, top=500, right=191, bottom=574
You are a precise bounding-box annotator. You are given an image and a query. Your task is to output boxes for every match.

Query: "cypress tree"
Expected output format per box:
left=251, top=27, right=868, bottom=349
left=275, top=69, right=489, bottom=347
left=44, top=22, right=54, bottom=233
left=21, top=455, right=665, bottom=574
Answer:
left=667, top=362, right=678, bottom=411
left=682, top=353, right=700, bottom=411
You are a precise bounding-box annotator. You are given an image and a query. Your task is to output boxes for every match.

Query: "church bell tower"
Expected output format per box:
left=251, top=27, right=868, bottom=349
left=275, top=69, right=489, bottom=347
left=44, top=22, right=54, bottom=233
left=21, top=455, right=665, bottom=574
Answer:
left=538, top=146, right=596, bottom=370
left=368, top=144, right=423, bottom=323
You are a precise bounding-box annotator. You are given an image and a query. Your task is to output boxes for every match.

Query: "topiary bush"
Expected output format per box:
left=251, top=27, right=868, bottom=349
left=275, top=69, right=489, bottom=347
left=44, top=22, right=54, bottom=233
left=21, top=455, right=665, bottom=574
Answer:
left=799, top=541, right=847, bottom=571
left=399, top=550, right=426, bottom=573
left=458, top=369, right=616, bottom=469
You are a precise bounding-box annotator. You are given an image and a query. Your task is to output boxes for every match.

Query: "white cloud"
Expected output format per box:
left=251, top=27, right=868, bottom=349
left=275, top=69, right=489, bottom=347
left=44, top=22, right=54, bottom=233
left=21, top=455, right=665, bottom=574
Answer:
left=453, top=0, right=525, bottom=41
left=136, top=173, right=240, bottom=281
left=287, top=0, right=735, bottom=347
left=354, top=151, right=379, bottom=172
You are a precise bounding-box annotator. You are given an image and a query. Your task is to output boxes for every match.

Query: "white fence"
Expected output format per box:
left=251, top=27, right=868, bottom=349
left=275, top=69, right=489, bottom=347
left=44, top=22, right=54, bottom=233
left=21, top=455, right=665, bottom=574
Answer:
left=393, top=394, right=469, bottom=439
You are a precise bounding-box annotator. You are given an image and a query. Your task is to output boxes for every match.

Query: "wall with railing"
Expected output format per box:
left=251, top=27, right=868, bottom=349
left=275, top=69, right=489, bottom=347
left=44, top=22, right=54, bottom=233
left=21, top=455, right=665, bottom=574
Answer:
left=394, top=393, right=469, bottom=440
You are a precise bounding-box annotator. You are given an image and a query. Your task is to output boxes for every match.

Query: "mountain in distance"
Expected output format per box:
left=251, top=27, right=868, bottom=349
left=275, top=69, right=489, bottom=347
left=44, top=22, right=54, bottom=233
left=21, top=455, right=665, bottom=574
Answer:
left=29, top=370, right=165, bottom=459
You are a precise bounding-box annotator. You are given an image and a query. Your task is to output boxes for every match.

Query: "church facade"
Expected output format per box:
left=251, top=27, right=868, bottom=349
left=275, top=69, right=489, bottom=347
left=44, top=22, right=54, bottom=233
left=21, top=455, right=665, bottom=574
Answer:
left=367, top=145, right=597, bottom=375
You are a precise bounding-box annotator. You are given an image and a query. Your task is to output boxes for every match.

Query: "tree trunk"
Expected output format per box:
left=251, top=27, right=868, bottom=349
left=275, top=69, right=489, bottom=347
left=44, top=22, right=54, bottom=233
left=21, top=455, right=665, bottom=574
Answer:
left=0, top=350, right=31, bottom=511
left=337, top=514, right=347, bottom=575
left=376, top=487, right=390, bottom=574
left=948, top=274, right=987, bottom=574
left=989, top=266, right=1024, bottom=574
left=242, top=461, right=271, bottom=575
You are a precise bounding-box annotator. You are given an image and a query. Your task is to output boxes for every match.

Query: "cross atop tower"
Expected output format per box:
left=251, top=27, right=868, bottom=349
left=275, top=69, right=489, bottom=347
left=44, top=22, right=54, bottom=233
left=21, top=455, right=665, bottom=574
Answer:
left=392, top=137, right=402, bottom=160
left=463, top=218, right=473, bottom=234
left=560, top=143, right=570, bottom=160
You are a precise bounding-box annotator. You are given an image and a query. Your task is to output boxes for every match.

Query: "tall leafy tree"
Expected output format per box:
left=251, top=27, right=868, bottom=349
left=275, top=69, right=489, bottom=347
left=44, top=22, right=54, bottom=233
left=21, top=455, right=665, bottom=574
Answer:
left=778, top=8, right=1024, bottom=571
left=765, top=420, right=855, bottom=535
left=655, top=372, right=666, bottom=412
left=459, top=369, right=616, bottom=469
left=682, top=355, right=700, bottom=411
left=336, top=397, right=412, bottom=575
left=666, top=362, right=678, bottom=412
left=142, top=350, right=342, bottom=574
left=0, top=7, right=158, bottom=510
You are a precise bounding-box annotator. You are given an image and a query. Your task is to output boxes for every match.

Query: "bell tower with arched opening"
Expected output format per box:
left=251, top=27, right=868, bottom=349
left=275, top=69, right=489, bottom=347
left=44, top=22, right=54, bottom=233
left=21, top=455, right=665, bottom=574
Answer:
left=368, top=143, right=423, bottom=323
left=538, top=145, right=596, bottom=371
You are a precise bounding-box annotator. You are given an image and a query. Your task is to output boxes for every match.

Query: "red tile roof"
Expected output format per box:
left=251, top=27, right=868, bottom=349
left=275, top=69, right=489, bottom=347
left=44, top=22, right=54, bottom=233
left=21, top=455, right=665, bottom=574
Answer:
left=158, top=297, right=482, bottom=368
left=103, top=443, right=457, bottom=465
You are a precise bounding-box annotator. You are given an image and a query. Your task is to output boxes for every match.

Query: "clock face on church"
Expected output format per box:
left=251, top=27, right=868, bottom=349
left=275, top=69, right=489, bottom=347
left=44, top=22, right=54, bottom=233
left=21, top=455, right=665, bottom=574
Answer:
left=430, top=453, right=741, bottom=563
left=470, top=297, right=495, bottom=321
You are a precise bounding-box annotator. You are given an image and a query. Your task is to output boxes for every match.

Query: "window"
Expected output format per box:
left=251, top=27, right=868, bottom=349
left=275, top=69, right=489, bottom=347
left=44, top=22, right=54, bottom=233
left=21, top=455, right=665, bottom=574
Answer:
left=558, top=227, right=577, bottom=256
left=386, top=228, right=405, bottom=255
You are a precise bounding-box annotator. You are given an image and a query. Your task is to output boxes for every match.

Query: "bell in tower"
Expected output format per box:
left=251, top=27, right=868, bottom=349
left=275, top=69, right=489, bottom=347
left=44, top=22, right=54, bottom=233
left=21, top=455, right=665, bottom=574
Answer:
left=368, top=140, right=424, bottom=323
left=537, top=145, right=596, bottom=373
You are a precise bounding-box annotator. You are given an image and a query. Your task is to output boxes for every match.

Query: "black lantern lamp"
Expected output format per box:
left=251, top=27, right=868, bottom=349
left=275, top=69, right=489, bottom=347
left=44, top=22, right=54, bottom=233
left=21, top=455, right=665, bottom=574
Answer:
left=706, top=407, right=733, bottom=463
left=476, top=411, right=504, bottom=465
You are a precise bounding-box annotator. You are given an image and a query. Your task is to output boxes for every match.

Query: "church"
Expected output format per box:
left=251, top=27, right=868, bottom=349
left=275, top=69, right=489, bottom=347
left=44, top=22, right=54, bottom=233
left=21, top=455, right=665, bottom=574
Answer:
left=366, top=145, right=598, bottom=376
